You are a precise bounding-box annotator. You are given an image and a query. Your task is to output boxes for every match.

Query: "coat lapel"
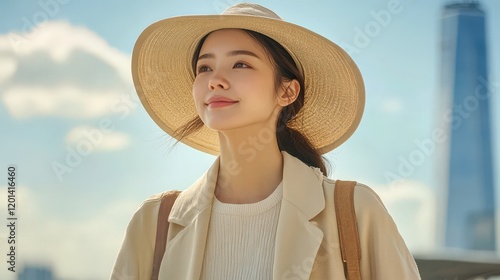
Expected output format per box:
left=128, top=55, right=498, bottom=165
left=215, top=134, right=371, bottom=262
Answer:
left=160, top=157, right=220, bottom=280
left=273, top=152, right=326, bottom=279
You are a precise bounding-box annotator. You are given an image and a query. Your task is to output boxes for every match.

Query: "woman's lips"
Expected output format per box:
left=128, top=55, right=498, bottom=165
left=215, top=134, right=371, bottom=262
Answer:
left=207, top=101, right=238, bottom=108
left=206, top=96, right=238, bottom=108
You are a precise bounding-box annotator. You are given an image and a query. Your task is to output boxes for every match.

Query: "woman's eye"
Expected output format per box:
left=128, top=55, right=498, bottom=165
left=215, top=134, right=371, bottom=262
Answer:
left=234, top=62, right=249, bottom=68
left=197, top=65, right=211, bottom=73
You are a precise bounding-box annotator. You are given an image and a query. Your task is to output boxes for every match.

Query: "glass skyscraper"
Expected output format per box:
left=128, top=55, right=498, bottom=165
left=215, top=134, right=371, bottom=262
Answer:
left=439, top=1, right=496, bottom=251
left=18, top=265, right=54, bottom=280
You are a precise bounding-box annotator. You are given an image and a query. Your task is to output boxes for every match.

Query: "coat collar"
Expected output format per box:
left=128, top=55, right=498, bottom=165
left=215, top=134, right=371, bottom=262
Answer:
left=164, top=151, right=326, bottom=279
left=167, top=155, right=219, bottom=226
left=169, top=151, right=325, bottom=223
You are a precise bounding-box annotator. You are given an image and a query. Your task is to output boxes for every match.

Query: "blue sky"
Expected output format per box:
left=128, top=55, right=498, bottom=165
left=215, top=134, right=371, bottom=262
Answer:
left=1, top=0, right=500, bottom=279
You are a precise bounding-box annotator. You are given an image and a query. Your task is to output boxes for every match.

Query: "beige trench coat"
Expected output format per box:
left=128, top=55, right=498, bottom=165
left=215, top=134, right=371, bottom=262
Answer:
left=111, top=152, right=420, bottom=279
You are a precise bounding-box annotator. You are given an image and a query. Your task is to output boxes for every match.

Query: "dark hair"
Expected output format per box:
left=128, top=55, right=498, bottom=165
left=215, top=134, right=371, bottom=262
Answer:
left=175, top=29, right=329, bottom=176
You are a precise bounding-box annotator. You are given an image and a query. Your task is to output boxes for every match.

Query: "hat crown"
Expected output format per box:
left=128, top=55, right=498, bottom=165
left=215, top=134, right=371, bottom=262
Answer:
left=221, top=3, right=282, bottom=20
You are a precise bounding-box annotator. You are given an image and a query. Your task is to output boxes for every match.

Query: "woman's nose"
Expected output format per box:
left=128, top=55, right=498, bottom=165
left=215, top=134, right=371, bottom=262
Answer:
left=208, top=73, right=229, bottom=91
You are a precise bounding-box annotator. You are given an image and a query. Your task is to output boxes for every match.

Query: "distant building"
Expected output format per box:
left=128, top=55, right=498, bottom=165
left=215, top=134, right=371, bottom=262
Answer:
left=438, top=0, right=496, bottom=251
left=18, top=265, right=54, bottom=280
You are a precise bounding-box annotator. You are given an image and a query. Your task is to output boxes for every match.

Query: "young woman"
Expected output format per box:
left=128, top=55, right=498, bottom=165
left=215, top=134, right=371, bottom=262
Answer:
left=112, top=3, right=421, bottom=279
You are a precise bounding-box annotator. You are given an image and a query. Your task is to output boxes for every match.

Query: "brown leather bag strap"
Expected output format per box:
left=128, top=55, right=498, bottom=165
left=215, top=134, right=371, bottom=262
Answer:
left=334, top=180, right=361, bottom=280
left=151, top=190, right=181, bottom=280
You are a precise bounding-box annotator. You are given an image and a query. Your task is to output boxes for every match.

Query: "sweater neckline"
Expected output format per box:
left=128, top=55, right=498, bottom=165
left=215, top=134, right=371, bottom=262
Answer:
left=212, top=182, right=283, bottom=215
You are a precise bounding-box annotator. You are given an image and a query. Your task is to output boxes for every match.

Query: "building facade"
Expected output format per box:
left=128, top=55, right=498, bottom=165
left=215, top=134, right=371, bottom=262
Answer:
left=18, top=265, right=54, bottom=280
left=439, top=1, right=496, bottom=251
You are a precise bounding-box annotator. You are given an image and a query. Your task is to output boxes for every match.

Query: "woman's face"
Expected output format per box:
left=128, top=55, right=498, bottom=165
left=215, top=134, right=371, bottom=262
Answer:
left=192, top=29, right=280, bottom=133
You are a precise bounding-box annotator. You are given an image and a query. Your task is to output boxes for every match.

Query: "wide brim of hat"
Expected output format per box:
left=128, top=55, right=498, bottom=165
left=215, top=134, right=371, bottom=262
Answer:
left=132, top=14, right=365, bottom=155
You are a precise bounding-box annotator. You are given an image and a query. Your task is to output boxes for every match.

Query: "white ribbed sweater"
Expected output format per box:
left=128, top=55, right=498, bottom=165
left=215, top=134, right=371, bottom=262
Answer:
left=200, top=182, right=283, bottom=280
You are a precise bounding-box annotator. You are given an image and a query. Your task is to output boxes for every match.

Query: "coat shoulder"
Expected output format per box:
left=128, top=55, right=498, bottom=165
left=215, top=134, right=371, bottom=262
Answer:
left=321, top=178, right=386, bottom=213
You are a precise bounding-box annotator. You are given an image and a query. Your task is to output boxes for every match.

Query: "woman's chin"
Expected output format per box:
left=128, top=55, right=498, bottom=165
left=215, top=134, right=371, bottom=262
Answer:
left=203, top=119, right=244, bottom=132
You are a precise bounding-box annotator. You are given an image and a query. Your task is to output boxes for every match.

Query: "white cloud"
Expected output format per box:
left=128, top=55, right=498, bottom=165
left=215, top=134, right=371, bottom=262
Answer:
left=65, top=125, right=131, bottom=151
left=0, top=21, right=133, bottom=119
left=3, top=86, right=125, bottom=119
left=0, top=55, right=17, bottom=84
left=380, top=97, right=403, bottom=114
left=370, top=180, right=437, bottom=253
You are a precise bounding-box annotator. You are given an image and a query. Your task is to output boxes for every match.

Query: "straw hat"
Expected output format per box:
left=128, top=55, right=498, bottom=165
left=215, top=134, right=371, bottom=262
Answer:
left=132, top=3, right=365, bottom=155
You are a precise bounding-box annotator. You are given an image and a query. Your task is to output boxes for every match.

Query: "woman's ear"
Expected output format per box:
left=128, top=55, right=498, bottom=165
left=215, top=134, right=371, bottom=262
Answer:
left=277, top=79, right=300, bottom=107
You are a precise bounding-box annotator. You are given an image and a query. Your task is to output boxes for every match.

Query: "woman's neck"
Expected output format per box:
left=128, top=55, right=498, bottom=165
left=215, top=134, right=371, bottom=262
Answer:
left=216, top=130, right=283, bottom=204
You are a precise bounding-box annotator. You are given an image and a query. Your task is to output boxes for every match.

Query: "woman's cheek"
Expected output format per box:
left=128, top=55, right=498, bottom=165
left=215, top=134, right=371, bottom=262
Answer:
left=193, top=85, right=205, bottom=116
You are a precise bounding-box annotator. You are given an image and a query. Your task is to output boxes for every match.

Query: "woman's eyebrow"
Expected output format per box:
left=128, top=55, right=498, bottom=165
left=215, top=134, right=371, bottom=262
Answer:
left=197, top=50, right=261, bottom=61
left=227, top=50, right=261, bottom=59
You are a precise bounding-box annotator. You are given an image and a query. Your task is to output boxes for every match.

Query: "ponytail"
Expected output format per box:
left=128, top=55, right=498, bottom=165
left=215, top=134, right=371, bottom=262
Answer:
left=277, top=126, right=328, bottom=176
left=276, top=96, right=329, bottom=176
